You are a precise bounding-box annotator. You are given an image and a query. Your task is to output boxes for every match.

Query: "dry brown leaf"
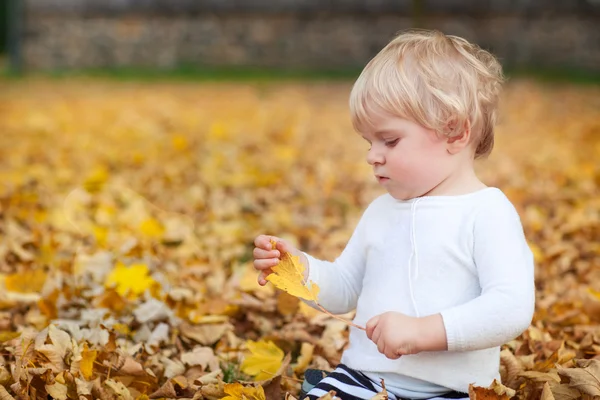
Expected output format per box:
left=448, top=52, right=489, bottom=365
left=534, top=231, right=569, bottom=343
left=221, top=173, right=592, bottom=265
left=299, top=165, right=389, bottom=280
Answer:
left=105, top=379, right=134, bottom=400
left=0, top=386, right=15, bottom=400
left=45, top=382, right=68, bottom=400
left=518, top=370, right=561, bottom=383
left=181, top=346, right=220, bottom=372
left=540, top=382, right=555, bottom=400
left=180, top=322, right=232, bottom=346
left=148, top=380, right=177, bottom=399
left=468, top=379, right=516, bottom=400
left=549, top=383, right=581, bottom=400
left=556, top=359, right=600, bottom=397
left=500, top=348, right=522, bottom=388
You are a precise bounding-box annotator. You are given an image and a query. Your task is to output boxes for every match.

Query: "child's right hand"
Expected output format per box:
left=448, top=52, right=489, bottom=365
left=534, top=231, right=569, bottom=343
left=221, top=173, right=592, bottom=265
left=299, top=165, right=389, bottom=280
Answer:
left=253, top=235, right=308, bottom=286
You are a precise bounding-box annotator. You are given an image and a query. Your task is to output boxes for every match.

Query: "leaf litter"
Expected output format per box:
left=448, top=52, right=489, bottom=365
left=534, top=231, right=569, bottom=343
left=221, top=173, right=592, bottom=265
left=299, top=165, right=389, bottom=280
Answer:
left=0, top=79, right=597, bottom=399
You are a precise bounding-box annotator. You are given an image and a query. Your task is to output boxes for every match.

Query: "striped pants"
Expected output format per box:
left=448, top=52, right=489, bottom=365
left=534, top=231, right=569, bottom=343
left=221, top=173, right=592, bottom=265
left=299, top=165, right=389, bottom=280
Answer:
left=305, top=364, right=469, bottom=400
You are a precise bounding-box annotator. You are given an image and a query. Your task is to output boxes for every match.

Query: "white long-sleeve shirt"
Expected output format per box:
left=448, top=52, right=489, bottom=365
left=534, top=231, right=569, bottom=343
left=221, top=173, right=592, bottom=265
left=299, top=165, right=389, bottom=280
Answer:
left=304, top=187, right=535, bottom=397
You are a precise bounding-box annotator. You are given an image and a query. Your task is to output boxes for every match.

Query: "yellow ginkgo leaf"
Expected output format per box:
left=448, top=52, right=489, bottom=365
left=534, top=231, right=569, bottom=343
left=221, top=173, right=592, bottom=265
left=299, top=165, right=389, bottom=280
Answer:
left=240, top=340, right=284, bottom=381
left=222, top=383, right=265, bottom=400
left=81, top=343, right=97, bottom=380
left=265, top=242, right=319, bottom=303
left=105, top=262, right=157, bottom=299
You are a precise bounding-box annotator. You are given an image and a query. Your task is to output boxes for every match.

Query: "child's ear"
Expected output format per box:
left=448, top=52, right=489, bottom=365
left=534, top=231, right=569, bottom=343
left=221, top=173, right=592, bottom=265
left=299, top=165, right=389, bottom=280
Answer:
left=445, top=119, right=471, bottom=155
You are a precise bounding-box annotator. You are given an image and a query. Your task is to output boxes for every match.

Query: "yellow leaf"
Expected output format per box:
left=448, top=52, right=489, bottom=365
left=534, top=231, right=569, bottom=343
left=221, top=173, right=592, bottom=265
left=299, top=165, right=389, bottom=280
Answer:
left=265, top=241, right=320, bottom=302
left=240, top=340, right=284, bottom=381
left=222, top=383, right=265, bottom=400
left=0, top=331, right=21, bottom=343
left=5, top=269, right=46, bottom=293
left=139, top=218, right=164, bottom=239
left=81, top=343, right=97, bottom=380
left=83, top=166, right=109, bottom=193
left=93, top=225, right=108, bottom=247
left=105, top=262, right=157, bottom=299
left=172, top=134, right=189, bottom=151
left=293, top=342, right=314, bottom=375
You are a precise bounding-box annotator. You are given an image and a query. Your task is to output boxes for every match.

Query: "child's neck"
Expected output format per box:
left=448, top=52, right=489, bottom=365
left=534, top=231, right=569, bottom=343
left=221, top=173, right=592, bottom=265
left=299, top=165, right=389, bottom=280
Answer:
left=422, top=165, right=485, bottom=197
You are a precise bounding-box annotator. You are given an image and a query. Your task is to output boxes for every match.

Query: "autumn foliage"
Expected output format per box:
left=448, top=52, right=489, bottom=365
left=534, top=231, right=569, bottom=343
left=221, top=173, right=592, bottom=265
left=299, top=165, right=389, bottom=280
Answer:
left=0, top=79, right=598, bottom=399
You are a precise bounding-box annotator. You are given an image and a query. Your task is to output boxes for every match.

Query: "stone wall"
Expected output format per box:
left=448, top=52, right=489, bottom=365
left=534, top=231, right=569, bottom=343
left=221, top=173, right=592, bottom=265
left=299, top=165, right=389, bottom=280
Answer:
left=21, top=0, right=600, bottom=71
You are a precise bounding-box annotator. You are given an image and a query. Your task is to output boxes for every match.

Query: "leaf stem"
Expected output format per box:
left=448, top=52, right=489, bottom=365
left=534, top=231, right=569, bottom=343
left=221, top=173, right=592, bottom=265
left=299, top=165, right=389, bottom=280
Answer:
left=314, top=303, right=366, bottom=331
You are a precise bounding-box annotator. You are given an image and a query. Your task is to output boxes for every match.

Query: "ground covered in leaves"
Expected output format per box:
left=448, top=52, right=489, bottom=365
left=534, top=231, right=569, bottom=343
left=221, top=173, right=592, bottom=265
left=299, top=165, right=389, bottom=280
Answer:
left=0, top=78, right=598, bottom=400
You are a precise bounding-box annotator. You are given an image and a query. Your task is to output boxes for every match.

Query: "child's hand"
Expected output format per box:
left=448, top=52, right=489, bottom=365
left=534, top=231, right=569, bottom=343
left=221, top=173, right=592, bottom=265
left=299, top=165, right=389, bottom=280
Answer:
left=366, top=312, right=448, bottom=359
left=252, top=235, right=308, bottom=286
left=366, top=312, right=423, bottom=359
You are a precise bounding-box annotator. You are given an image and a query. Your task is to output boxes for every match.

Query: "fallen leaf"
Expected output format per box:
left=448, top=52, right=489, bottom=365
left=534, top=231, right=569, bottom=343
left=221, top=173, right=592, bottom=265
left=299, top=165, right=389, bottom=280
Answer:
left=0, top=386, right=15, bottom=400
left=556, top=359, right=600, bottom=397
left=105, top=379, right=134, bottom=400
left=139, top=218, right=165, bottom=239
left=0, top=332, right=21, bottom=343
left=541, top=382, right=555, bottom=400
left=181, top=346, right=220, bottom=372
left=293, top=342, right=315, bottom=375
left=222, top=383, right=266, bottom=400
left=180, top=322, right=232, bottom=346
left=4, top=269, right=47, bottom=293
left=80, top=343, right=97, bottom=380
left=468, top=379, right=515, bottom=399
left=45, top=382, right=68, bottom=400
left=105, top=262, right=158, bottom=299
left=241, top=340, right=284, bottom=381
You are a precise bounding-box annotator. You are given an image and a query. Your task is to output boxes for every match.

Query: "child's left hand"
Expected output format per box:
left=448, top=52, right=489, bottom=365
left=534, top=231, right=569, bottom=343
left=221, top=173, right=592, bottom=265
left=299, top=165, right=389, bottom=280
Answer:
left=366, top=311, right=423, bottom=359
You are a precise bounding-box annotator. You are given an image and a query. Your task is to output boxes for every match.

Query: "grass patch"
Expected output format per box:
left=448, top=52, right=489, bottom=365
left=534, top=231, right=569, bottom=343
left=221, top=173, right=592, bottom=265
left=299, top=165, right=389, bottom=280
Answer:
left=0, top=65, right=363, bottom=82
left=1, top=64, right=599, bottom=85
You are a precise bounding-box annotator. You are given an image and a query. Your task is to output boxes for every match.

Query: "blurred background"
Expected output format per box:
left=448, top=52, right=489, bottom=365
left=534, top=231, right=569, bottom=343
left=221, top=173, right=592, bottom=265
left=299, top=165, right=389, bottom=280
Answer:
left=1, top=0, right=599, bottom=78
left=0, top=1, right=599, bottom=399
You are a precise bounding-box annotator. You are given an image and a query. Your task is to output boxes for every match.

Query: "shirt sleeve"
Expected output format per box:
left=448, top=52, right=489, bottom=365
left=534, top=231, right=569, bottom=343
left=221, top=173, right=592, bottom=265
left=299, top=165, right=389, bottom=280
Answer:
left=440, top=195, right=536, bottom=352
left=302, top=205, right=371, bottom=315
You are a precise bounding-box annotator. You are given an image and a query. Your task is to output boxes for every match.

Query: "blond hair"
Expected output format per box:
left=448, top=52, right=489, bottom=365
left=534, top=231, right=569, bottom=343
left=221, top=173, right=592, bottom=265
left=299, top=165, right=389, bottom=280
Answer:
left=349, top=29, right=504, bottom=158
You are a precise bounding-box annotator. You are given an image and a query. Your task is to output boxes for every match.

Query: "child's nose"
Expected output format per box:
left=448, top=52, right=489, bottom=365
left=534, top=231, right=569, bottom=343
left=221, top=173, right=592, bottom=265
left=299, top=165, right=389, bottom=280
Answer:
left=366, top=147, right=384, bottom=165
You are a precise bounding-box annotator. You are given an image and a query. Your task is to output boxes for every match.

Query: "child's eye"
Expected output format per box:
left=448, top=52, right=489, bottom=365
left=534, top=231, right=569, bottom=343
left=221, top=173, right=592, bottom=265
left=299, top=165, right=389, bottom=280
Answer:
left=385, top=139, right=400, bottom=147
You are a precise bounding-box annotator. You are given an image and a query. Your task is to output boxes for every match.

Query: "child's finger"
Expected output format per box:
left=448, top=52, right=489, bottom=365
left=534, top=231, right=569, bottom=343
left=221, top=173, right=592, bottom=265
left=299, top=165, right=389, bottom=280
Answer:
left=253, top=247, right=280, bottom=259
left=255, top=235, right=279, bottom=250
left=275, top=239, right=294, bottom=254
left=366, top=315, right=379, bottom=339
left=257, top=270, right=273, bottom=286
left=253, top=258, right=279, bottom=271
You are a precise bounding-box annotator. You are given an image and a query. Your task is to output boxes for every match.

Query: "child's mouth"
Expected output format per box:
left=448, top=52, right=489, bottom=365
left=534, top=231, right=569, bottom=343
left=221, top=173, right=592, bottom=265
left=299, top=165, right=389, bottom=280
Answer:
left=377, top=176, right=390, bottom=184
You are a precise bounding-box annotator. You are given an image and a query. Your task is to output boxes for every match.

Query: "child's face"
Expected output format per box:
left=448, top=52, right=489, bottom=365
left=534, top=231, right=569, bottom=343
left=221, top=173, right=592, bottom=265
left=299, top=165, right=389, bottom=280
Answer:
left=361, top=112, right=454, bottom=200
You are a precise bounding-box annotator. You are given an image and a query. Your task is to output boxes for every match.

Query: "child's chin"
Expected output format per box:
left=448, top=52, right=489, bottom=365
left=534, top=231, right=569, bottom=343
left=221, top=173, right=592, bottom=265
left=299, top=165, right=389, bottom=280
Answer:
left=388, top=191, right=415, bottom=201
